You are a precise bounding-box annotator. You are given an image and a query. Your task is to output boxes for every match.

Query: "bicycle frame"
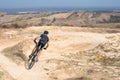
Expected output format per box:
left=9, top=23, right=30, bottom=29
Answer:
left=25, top=40, right=42, bottom=70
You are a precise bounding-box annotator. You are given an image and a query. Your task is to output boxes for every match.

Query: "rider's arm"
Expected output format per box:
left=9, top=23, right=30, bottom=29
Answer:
left=34, top=36, right=40, bottom=41
left=44, top=42, right=49, bottom=49
left=46, top=42, right=49, bottom=49
left=34, top=36, right=40, bottom=40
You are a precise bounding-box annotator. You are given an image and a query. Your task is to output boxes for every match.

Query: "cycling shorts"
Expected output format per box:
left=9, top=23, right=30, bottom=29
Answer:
left=36, top=41, right=45, bottom=50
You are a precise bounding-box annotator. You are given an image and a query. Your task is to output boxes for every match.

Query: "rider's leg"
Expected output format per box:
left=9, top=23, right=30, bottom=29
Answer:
left=31, top=46, right=37, bottom=55
left=30, top=41, right=40, bottom=56
left=29, top=46, right=37, bottom=58
left=38, top=42, right=45, bottom=58
left=38, top=50, right=42, bottom=58
left=36, top=44, right=44, bottom=61
left=35, top=41, right=45, bottom=61
left=35, top=50, right=42, bottom=62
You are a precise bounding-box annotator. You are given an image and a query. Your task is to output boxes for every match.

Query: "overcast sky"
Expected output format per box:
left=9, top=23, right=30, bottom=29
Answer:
left=0, top=0, right=120, bottom=9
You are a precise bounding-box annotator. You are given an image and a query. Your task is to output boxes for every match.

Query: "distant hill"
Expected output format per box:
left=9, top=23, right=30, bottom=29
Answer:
left=0, top=11, right=120, bottom=28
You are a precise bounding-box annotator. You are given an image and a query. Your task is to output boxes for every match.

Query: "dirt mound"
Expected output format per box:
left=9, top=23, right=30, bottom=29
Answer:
left=89, top=33, right=120, bottom=66
left=2, top=39, right=34, bottom=65
left=86, top=34, right=120, bottom=80
left=0, top=65, right=15, bottom=80
left=43, top=33, right=120, bottom=80
left=44, top=58, right=111, bottom=80
left=87, top=34, right=120, bottom=80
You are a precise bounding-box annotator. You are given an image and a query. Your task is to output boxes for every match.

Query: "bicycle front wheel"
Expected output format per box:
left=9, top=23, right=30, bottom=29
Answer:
left=25, top=57, right=35, bottom=70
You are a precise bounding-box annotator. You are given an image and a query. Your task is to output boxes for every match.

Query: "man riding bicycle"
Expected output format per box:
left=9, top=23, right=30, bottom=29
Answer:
left=29, top=30, right=49, bottom=61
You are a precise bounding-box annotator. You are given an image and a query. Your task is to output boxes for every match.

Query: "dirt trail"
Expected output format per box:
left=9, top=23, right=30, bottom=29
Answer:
left=0, top=40, right=25, bottom=79
left=0, top=27, right=109, bottom=80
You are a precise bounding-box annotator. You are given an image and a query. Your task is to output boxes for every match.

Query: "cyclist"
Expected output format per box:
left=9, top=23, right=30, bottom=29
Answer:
left=29, top=30, right=49, bottom=61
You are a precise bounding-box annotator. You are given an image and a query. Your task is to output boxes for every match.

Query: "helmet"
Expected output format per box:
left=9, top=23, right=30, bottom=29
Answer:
left=44, top=30, right=49, bottom=34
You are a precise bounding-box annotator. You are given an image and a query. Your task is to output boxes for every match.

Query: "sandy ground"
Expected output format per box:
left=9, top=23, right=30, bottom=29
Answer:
left=0, top=26, right=119, bottom=80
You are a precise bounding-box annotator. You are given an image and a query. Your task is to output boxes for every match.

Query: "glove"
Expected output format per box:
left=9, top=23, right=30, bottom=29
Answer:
left=44, top=48, right=47, bottom=50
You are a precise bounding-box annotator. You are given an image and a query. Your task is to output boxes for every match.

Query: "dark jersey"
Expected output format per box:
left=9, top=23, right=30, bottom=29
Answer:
left=40, top=34, right=49, bottom=44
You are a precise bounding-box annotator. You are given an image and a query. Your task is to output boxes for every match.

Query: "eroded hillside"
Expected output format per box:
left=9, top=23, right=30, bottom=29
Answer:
left=0, top=11, right=120, bottom=28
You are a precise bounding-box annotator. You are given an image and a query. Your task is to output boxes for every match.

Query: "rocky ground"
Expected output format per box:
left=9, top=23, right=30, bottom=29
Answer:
left=0, top=11, right=120, bottom=28
left=0, top=26, right=120, bottom=80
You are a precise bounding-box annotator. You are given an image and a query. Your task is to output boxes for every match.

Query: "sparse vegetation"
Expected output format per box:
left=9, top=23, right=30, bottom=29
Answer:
left=63, top=24, right=74, bottom=26
left=115, top=25, right=120, bottom=28
left=0, top=11, right=120, bottom=28
left=0, top=11, right=120, bottom=79
left=11, top=22, right=27, bottom=28
left=0, top=12, right=6, bottom=17
left=109, top=15, right=120, bottom=23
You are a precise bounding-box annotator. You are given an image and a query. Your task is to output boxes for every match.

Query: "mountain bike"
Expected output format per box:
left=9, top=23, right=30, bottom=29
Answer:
left=25, top=40, right=42, bottom=70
